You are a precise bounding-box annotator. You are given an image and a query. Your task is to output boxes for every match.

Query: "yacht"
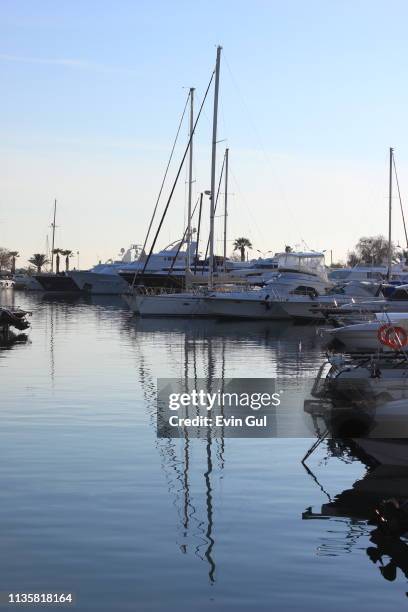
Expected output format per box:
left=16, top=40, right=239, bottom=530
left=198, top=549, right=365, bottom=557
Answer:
left=329, top=265, right=388, bottom=283
left=13, top=273, right=43, bottom=290
left=0, top=278, right=15, bottom=289
left=34, top=242, right=202, bottom=295
left=337, top=284, right=408, bottom=316
left=279, top=279, right=382, bottom=321
left=203, top=251, right=333, bottom=320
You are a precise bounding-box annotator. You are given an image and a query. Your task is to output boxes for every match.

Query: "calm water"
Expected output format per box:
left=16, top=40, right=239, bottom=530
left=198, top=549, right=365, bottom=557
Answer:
left=0, top=291, right=407, bottom=611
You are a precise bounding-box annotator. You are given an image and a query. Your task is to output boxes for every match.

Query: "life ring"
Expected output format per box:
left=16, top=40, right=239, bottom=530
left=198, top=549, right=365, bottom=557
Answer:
left=377, top=324, right=408, bottom=349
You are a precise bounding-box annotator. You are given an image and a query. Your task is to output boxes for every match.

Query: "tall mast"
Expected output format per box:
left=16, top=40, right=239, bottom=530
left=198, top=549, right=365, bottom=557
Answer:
left=45, top=234, right=50, bottom=271
left=51, top=198, right=57, bottom=273
left=223, top=148, right=229, bottom=272
left=208, top=45, right=222, bottom=289
left=186, top=87, right=195, bottom=276
left=388, top=147, right=393, bottom=280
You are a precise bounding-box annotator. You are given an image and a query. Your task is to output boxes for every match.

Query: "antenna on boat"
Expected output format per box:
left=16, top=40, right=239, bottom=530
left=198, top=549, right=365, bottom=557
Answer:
left=186, top=87, right=195, bottom=283
left=391, top=151, right=408, bottom=251
left=50, top=198, right=57, bottom=273
left=387, top=148, right=394, bottom=281
left=223, top=147, right=229, bottom=273
left=209, top=45, right=222, bottom=289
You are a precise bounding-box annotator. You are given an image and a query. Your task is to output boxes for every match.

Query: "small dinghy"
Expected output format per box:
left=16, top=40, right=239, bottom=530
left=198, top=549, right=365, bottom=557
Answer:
left=0, top=307, right=31, bottom=332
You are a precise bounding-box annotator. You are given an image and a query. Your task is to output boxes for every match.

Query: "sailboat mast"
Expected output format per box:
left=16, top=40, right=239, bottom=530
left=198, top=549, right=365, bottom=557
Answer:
left=209, top=45, right=222, bottom=289
left=186, top=87, right=195, bottom=274
left=223, top=148, right=229, bottom=272
left=388, top=147, right=393, bottom=280
left=51, top=198, right=57, bottom=273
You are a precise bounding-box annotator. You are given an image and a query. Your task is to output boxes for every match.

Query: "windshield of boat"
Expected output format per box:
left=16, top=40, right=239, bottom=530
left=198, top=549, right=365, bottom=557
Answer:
left=277, top=253, right=327, bottom=278
left=389, top=285, right=408, bottom=300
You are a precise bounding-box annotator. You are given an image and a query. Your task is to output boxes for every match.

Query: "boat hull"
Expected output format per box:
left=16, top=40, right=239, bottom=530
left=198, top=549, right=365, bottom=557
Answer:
left=352, top=439, right=408, bottom=466
left=119, top=271, right=186, bottom=290
left=68, top=271, right=130, bottom=295
left=125, top=293, right=211, bottom=317
left=203, top=296, right=289, bottom=319
left=34, top=274, right=81, bottom=293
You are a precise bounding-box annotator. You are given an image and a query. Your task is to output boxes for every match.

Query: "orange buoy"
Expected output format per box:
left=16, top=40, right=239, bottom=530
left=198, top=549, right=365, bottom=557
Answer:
left=377, top=324, right=408, bottom=349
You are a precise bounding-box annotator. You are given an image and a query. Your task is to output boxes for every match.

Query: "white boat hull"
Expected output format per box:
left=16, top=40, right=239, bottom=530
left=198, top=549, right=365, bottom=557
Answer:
left=0, top=280, right=15, bottom=289
left=125, top=293, right=211, bottom=317
left=204, top=295, right=289, bottom=319
left=327, top=314, right=408, bottom=352
left=280, top=299, right=338, bottom=320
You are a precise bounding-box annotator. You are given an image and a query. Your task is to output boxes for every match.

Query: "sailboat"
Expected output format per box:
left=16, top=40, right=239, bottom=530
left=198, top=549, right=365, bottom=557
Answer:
left=125, top=46, right=225, bottom=316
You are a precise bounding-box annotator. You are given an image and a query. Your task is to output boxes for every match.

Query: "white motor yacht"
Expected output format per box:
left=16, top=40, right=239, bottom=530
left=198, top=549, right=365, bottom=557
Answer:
left=75, top=241, right=195, bottom=295
left=203, top=252, right=332, bottom=320
left=13, top=273, right=42, bottom=290
left=338, top=284, right=408, bottom=315
left=34, top=242, right=202, bottom=295
left=279, top=280, right=383, bottom=321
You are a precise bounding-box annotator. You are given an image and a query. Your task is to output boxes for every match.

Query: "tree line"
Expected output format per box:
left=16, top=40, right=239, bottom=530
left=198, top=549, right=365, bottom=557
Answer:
left=347, top=235, right=407, bottom=267
left=0, top=249, right=74, bottom=273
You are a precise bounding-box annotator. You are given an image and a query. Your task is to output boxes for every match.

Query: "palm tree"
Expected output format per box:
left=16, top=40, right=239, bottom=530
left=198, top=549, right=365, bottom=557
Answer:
left=9, top=251, right=19, bottom=274
left=29, top=254, right=49, bottom=273
left=53, top=248, right=61, bottom=273
left=0, top=248, right=11, bottom=271
left=60, top=249, right=74, bottom=271
left=233, top=237, right=253, bottom=262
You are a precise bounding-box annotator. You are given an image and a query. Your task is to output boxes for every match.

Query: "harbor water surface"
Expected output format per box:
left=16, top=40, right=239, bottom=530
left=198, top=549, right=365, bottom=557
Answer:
left=0, top=292, right=406, bottom=611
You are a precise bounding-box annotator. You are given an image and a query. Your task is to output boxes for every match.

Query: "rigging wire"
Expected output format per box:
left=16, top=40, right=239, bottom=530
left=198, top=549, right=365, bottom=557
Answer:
left=204, top=152, right=226, bottom=261
left=131, top=91, right=191, bottom=288
left=223, top=51, right=304, bottom=247
left=166, top=194, right=201, bottom=281
left=194, top=193, right=203, bottom=274
left=136, top=68, right=215, bottom=281
left=392, top=153, right=408, bottom=250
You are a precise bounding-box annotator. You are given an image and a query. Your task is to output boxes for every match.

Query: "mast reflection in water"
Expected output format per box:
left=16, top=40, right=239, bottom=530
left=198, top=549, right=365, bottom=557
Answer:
left=3, top=292, right=408, bottom=610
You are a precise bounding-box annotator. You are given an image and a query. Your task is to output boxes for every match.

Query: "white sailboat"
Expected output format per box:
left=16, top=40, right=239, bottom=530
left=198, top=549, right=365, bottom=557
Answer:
left=126, top=46, right=224, bottom=317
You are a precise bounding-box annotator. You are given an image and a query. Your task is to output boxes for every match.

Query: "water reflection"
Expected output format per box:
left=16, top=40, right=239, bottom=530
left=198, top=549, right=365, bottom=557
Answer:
left=0, top=290, right=30, bottom=354
left=303, top=438, right=408, bottom=595
left=123, top=316, right=327, bottom=583
left=0, top=330, right=29, bottom=351
left=127, top=320, right=224, bottom=582
left=7, top=293, right=404, bottom=609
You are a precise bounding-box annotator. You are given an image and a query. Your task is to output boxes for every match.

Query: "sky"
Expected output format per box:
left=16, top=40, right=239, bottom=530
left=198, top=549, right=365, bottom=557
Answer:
left=2, top=0, right=408, bottom=268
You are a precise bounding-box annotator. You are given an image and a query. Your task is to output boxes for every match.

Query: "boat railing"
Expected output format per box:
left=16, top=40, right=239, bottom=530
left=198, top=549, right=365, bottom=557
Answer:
left=134, top=286, right=179, bottom=296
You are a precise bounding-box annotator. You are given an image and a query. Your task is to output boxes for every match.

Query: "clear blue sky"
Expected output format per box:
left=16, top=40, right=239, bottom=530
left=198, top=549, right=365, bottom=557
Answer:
left=2, top=0, right=408, bottom=267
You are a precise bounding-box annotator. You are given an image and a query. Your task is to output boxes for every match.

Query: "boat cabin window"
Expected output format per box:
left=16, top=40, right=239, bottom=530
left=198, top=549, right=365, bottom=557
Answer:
left=290, top=286, right=319, bottom=297
left=326, top=285, right=345, bottom=295
left=328, top=270, right=351, bottom=281
left=366, top=271, right=385, bottom=280
left=277, top=253, right=326, bottom=278
left=390, top=286, right=408, bottom=300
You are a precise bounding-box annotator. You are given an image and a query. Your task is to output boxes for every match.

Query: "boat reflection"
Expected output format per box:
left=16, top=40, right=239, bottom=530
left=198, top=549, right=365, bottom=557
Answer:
left=122, top=317, right=326, bottom=582
left=128, top=321, right=222, bottom=583
left=0, top=330, right=29, bottom=351
left=303, top=437, right=408, bottom=593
